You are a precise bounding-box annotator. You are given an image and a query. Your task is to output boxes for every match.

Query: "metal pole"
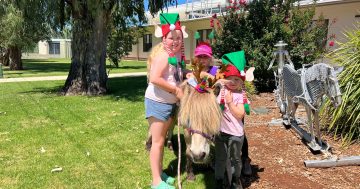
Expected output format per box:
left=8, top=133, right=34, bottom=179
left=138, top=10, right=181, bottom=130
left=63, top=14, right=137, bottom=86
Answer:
left=304, top=156, right=360, bottom=168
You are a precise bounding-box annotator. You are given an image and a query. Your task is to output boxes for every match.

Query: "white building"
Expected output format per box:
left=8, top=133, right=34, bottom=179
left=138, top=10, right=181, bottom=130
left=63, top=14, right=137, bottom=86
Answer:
left=27, top=0, right=360, bottom=60
left=125, top=0, right=360, bottom=60
left=23, top=39, right=72, bottom=59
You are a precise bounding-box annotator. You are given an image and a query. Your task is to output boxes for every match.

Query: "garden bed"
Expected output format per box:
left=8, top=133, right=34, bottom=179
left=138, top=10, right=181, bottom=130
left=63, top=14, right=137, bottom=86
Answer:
left=244, top=93, right=360, bottom=189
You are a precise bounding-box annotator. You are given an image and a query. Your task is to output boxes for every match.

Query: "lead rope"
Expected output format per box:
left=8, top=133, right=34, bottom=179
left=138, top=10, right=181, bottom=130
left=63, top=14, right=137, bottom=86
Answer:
left=177, top=117, right=182, bottom=189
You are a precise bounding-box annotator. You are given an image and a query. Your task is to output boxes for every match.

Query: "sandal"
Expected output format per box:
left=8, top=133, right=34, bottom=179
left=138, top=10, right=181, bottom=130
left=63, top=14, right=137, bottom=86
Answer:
left=161, top=172, right=175, bottom=185
left=151, top=181, right=175, bottom=189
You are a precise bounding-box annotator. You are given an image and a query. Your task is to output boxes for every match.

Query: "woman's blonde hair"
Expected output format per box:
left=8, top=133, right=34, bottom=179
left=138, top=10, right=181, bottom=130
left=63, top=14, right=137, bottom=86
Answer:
left=147, top=43, right=164, bottom=82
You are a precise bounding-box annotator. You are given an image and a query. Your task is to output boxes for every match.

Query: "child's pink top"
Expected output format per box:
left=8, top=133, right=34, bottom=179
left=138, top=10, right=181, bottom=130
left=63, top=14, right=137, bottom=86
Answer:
left=217, top=89, right=245, bottom=137
left=145, top=59, right=183, bottom=104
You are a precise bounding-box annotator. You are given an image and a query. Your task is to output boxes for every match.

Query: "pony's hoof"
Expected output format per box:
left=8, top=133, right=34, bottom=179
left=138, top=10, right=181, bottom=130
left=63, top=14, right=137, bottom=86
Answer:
left=167, top=141, right=173, bottom=151
left=186, top=174, right=196, bottom=182
left=145, top=139, right=152, bottom=152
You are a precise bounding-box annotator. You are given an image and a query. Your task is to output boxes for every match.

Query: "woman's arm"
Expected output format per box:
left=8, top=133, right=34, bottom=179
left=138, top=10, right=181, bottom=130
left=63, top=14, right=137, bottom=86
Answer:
left=149, top=53, right=183, bottom=98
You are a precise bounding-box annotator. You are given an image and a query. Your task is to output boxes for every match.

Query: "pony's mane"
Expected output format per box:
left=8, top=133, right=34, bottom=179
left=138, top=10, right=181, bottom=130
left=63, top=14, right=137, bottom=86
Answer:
left=178, top=83, right=222, bottom=135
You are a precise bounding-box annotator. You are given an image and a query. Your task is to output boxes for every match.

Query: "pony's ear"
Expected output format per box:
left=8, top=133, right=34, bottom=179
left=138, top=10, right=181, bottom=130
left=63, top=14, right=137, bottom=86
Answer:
left=154, top=25, right=163, bottom=38
left=181, top=25, right=188, bottom=38
left=245, top=67, right=255, bottom=81
left=334, top=66, right=344, bottom=76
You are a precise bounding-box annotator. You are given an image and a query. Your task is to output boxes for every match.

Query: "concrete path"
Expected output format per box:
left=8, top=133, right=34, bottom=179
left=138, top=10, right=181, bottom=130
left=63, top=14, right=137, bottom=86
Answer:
left=0, top=72, right=147, bottom=83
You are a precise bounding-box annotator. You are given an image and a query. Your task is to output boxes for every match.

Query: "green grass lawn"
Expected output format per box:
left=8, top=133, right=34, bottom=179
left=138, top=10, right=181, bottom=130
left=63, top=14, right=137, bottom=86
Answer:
left=2, top=59, right=147, bottom=78
left=0, top=76, right=214, bottom=188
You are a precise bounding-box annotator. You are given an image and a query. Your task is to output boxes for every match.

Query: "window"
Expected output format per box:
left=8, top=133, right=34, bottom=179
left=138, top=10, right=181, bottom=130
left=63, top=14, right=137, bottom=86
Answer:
left=143, top=34, right=152, bottom=52
left=196, top=29, right=213, bottom=44
left=48, top=42, right=60, bottom=55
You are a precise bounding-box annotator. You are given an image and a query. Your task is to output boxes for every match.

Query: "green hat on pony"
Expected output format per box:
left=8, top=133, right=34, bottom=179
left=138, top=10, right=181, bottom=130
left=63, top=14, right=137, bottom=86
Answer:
left=221, top=51, right=251, bottom=115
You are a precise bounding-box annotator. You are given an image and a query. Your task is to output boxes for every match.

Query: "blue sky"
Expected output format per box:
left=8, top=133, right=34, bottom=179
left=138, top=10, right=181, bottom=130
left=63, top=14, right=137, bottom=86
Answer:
left=144, top=0, right=187, bottom=10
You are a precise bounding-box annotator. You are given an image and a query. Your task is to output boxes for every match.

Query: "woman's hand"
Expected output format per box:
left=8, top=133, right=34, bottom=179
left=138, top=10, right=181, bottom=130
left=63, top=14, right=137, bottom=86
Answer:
left=174, top=87, right=183, bottom=99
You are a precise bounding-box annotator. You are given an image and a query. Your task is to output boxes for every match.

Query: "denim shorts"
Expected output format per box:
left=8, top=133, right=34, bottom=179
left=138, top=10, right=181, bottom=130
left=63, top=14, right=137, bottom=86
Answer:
left=145, top=98, right=177, bottom=121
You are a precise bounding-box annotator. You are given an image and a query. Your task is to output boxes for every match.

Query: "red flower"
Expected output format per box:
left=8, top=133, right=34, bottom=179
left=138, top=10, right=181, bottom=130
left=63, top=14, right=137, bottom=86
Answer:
left=329, top=41, right=335, bottom=47
left=212, top=14, right=217, bottom=19
left=240, top=0, right=246, bottom=5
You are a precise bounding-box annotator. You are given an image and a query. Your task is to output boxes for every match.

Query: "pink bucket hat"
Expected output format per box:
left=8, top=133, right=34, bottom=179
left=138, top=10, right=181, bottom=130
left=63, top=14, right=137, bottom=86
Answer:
left=195, top=42, right=212, bottom=58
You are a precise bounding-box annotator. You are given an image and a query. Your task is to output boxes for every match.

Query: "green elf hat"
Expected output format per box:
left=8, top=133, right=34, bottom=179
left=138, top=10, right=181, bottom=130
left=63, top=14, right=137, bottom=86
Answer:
left=154, top=13, right=188, bottom=68
left=221, top=51, right=252, bottom=115
left=221, top=51, right=246, bottom=77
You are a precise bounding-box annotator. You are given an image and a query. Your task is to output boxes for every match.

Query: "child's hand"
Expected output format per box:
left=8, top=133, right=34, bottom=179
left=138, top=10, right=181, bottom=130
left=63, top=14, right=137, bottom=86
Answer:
left=225, top=90, right=233, bottom=104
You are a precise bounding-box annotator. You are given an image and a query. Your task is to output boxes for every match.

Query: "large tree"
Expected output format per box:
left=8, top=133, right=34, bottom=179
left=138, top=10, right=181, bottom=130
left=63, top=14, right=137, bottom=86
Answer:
left=0, top=1, right=53, bottom=70
left=58, top=0, right=176, bottom=95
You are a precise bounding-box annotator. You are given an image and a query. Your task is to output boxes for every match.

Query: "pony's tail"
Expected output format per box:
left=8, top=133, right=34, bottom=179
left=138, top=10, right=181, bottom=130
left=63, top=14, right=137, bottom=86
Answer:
left=147, top=43, right=164, bottom=83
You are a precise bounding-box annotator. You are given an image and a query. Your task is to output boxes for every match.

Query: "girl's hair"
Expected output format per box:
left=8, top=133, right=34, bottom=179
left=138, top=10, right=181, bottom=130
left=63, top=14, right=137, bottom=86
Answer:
left=147, top=43, right=164, bottom=82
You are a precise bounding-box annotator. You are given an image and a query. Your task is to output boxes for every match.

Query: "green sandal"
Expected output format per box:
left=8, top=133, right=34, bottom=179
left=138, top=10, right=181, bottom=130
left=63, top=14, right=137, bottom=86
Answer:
left=161, top=172, right=175, bottom=185
left=151, top=181, right=175, bottom=189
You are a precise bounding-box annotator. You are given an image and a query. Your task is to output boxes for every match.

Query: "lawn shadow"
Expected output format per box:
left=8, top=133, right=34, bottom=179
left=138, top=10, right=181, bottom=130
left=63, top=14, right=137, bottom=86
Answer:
left=110, top=65, right=146, bottom=70
left=17, top=76, right=147, bottom=102
left=107, top=76, right=147, bottom=102
left=18, top=84, right=64, bottom=95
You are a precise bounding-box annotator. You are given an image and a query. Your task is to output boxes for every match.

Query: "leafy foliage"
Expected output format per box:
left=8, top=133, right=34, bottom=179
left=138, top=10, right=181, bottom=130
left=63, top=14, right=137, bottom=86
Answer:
left=323, top=22, right=360, bottom=145
left=0, top=0, right=54, bottom=49
left=213, top=0, right=330, bottom=91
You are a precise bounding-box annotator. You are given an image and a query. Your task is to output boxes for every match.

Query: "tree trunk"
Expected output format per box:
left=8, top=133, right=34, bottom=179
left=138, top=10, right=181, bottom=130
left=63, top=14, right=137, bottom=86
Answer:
left=0, top=48, right=10, bottom=66
left=9, top=46, right=23, bottom=70
left=62, top=5, right=109, bottom=95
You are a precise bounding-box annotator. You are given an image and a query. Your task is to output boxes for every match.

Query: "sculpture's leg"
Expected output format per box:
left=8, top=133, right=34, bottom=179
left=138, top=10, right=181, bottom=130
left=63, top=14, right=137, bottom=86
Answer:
left=305, top=106, right=316, bottom=143
left=314, top=111, right=322, bottom=147
left=283, top=95, right=292, bottom=125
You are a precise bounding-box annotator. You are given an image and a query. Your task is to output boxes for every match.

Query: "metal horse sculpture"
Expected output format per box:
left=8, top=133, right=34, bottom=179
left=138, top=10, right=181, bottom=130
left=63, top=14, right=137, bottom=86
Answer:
left=282, top=63, right=342, bottom=151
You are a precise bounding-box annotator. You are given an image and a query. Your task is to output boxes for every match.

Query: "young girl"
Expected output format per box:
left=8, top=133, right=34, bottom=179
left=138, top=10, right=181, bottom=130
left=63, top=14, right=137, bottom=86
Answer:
left=187, top=42, right=218, bottom=80
left=215, top=51, right=252, bottom=189
left=144, top=13, right=188, bottom=189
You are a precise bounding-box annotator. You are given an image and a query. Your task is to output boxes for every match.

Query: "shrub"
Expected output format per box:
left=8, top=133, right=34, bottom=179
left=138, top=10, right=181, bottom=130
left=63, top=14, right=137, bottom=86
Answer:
left=213, top=0, right=329, bottom=92
left=322, top=22, right=360, bottom=145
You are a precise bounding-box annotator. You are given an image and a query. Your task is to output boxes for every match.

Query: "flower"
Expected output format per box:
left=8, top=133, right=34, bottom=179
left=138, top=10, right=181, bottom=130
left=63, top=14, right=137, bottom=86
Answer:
left=329, top=41, right=335, bottom=47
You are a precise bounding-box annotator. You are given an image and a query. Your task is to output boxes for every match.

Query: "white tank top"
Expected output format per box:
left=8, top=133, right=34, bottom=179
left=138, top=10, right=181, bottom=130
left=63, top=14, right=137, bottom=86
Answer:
left=145, top=58, right=183, bottom=104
